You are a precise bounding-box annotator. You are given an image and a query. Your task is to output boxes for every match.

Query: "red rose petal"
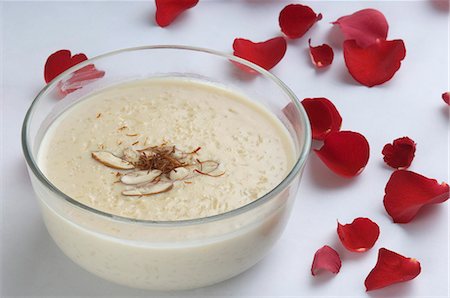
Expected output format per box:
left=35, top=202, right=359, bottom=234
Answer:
left=44, top=50, right=105, bottom=97
left=279, top=4, right=322, bottom=39
left=333, top=9, right=389, bottom=48
left=365, top=248, right=421, bottom=291
left=59, top=64, right=105, bottom=95
left=442, top=92, right=450, bottom=104
left=382, top=137, right=416, bottom=169
left=311, top=245, right=342, bottom=276
left=233, top=37, right=287, bottom=72
left=343, top=39, right=406, bottom=87
left=315, top=131, right=370, bottom=177
left=44, top=50, right=87, bottom=83
left=155, top=0, right=199, bottom=27
left=384, top=170, right=449, bottom=223
left=337, top=217, right=380, bottom=253
left=308, top=39, right=334, bottom=68
left=301, top=97, right=342, bottom=140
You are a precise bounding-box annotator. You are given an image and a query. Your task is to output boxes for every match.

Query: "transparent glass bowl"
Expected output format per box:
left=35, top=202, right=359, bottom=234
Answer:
left=22, top=46, right=311, bottom=291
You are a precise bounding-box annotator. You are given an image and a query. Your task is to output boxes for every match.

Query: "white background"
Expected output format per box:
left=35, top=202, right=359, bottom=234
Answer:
left=1, top=1, right=449, bottom=297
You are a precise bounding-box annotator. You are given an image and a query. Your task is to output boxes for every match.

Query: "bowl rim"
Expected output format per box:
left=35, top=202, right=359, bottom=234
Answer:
left=22, top=45, right=312, bottom=227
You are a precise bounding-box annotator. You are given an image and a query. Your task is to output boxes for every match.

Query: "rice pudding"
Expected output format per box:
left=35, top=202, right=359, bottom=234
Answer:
left=39, top=78, right=295, bottom=221
left=30, top=76, right=303, bottom=290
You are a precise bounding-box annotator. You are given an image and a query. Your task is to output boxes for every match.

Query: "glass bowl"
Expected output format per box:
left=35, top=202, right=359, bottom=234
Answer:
left=22, top=45, right=311, bottom=291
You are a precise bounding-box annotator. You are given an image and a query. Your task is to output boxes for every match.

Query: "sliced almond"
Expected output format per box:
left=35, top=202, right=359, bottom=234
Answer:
left=169, top=167, right=193, bottom=181
left=122, top=181, right=173, bottom=196
left=123, top=147, right=140, bottom=163
left=92, top=151, right=134, bottom=170
left=120, top=170, right=162, bottom=185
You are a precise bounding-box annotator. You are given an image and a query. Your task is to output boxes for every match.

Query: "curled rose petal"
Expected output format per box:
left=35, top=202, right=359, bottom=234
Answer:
left=344, top=39, right=406, bottom=87
left=308, top=39, right=334, bottom=68
left=311, top=245, right=341, bottom=276
left=382, top=137, right=416, bottom=169
left=315, top=131, right=370, bottom=177
left=365, top=248, right=421, bottom=291
left=384, top=170, right=449, bottom=223
left=233, top=37, right=287, bottom=72
left=58, top=64, right=105, bottom=95
left=155, top=0, right=199, bottom=27
left=279, top=4, right=322, bottom=39
left=337, top=217, right=380, bottom=252
left=333, top=9, right=389, bottom=48
left=44, top=50, right=87, bottom=83
left=442, top=92, right=450, bottom=104
left=301, top=97, right=342, bottom=140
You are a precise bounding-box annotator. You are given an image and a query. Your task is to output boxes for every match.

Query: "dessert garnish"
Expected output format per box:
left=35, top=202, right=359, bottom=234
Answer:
left=92, top=144, right=224, bottom=196
left=91, top=151, right=134, bottom=170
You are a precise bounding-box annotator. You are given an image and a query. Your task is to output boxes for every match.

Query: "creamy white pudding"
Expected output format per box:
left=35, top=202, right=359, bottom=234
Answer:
left=39, top=78, right=295, bottom=221
left=32, top=77, right=301, bottom=290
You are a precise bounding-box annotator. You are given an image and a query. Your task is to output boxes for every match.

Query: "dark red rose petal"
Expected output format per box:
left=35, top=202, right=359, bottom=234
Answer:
left=311, top=245, right=341, bottom=276
left=382, top=137, right=416, bottom=169
left=384, top=170, right=449, bottom=223
left=233, top=37, right=287, bottom=72
left=315, top=131, right=370, bottom=177
left=155, top=0, right=199, bottom=27
left=343, top=39, right=406, bottom=87
left=58, top=64, right=105, bottom=95
left=301, top=97, right=342, bottom=140
left=337, top=217, right=380, bottom=253
left=308, top=39, right=334, bottom=68
left=279, top=4, right=322, bottom=39
left=44, top=50, right=87, bottom=83
left=333, top=9, right=389, bottom=48
left=365, top=248, right=421, bottom=291
left=442, top=92, right=450, bottom=104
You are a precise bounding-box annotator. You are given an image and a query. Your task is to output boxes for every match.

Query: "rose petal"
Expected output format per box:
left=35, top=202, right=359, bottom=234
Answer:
left=233, top=37, right=287, bottom=72
left=442, top=92, right=450, bottom=105
left=365, top=248, right=421, bottom=291
left=343, top=39, right=406, bottom=87
left=58, top=64, right=105, bottom=95
left=155, top=0, right=199, bottom=27
left=44, top=50, right=87, bottom=83
left=337, top=217, right=380, bottom=253
left=301, top=97, right=342, bottom=140
left=382, top=137, right=416, bottom=169
left=383, top=170, right=449, bottom=223
left=279, top=4, right=322, bottom=39
left=333, top=9, right=389, bottom=48
left=311, top=245, right=342, bottom=276
left=308, top=39, right=334, bottom=68
left=315, top=131, right=370, bottom=177
left=44, top=50, right=105, bottom=97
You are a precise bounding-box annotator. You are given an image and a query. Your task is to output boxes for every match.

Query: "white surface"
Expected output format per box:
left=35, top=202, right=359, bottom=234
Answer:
left=1, top=1, right=448, bottom=297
